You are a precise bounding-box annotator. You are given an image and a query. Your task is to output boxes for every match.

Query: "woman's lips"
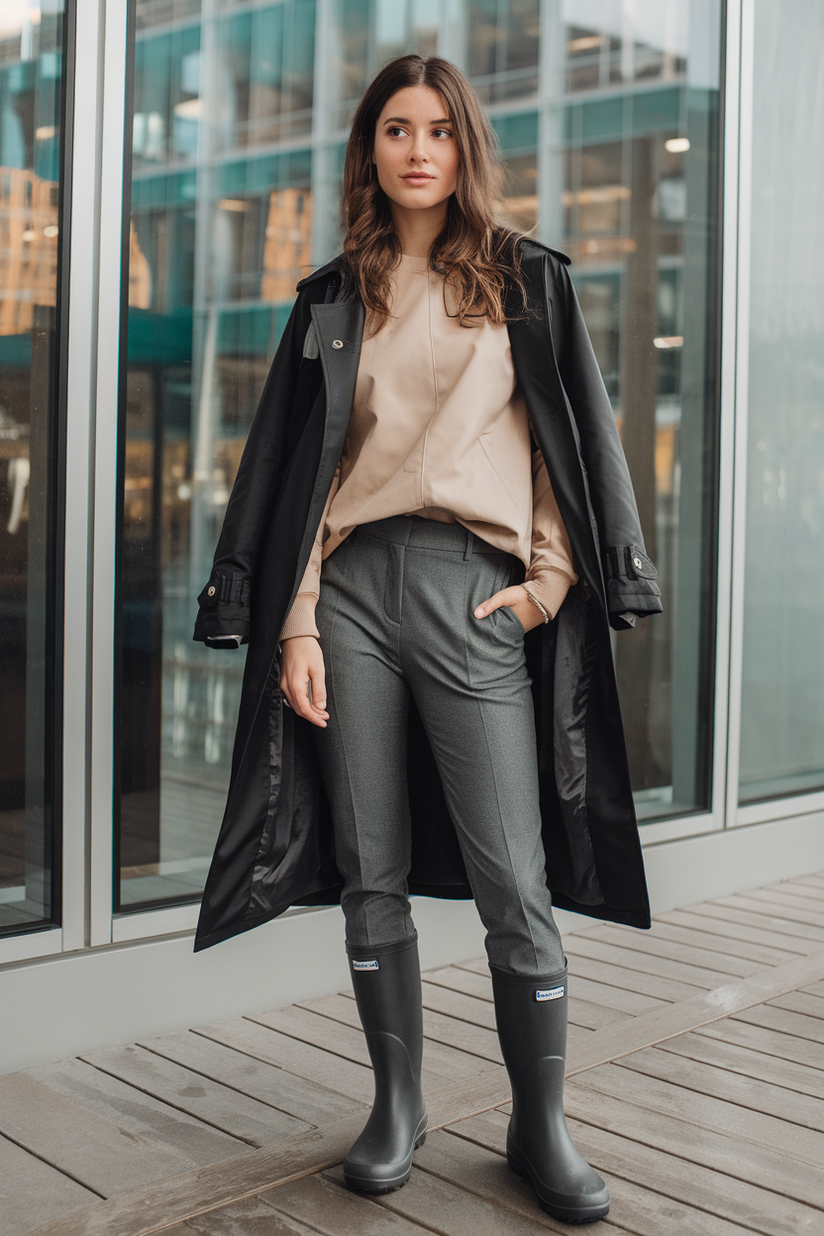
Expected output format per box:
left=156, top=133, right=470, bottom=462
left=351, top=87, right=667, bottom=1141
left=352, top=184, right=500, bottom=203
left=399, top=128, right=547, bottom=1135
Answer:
left=402, top=173, right=434, bottom=182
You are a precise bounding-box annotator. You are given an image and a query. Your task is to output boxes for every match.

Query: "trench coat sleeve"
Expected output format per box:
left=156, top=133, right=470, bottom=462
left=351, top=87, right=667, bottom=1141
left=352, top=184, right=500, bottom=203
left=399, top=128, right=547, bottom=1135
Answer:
left=552, top=261, right=663, bottom=631
left=193, top=301, right=304, bottom=647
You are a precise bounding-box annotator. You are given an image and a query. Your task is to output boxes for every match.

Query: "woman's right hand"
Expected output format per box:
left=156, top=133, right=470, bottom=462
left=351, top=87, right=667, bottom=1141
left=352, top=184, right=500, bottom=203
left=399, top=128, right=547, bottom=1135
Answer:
left=280, top=636, right=330, bottom=727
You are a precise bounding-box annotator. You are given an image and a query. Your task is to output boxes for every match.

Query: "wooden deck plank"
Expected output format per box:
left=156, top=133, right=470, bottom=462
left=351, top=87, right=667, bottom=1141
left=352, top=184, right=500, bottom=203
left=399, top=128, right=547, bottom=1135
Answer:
left=563, top=953, right=704, bottom=1001
left=768, top=989, right=824, bottom=1019
left=562, top=1075, right=824, bottom=1208
left=26, top=1058, right=246, bottom=1166
left=387, top=1136, right=759, bottom=1236
left=551, top=953, right=702, bottom=1002
left=567, top=974, right=669, bottom=1016
left=0, top=1072, right=211, bottom=1198
left=184, top=1193, right=339, bottom=1235
left=421, top=980, right=497, bottom=1029
left=252, top=998, right=504, bottom=1071
left=656, top=1029, right=824, bottom=1100
left=193, top=1020, right=374, bottom=1104
left=245, top=1004, right=373, bottom=1068
left=733, top=1003, right=824, bottom=1044
left=784, top=874, right=824, bottom=894
left=455, top=955, right=671, bottom=1012
left=137, top=1030, right=366, bottom=1126
left=629, top=918, right=799, bottom=966
left=583, top=923, right=768, bottom=978
left=448, top=1108, right=824, bottom=1236
left=761, top=881, right=824, bottom=907
left=565, top=933, right=748, bottom=989
left=297, top=990, right=499, bottom=1079
left=803, top=979, right=824, bottom=998
left=80, top=1045, right=312, bottom=1148
left=562, top=948, right=824, bottom=1076
left=571, top=1060, right=824, bottom=1167
left=615, top=1044, right=824, bottom=1132
left=0, top=1132, right=99, bottom=1236
left=703, top=897, right=824, bottom=942
left=371, top=1130, right=625, bottom=1234
left=421, top=964, right=493, bottom=1001
left=365, top=1156, right=621, bottom=1236
left=656, top=907, right=815, bottom=954
left=738, top=886, right=824, bottom=920
left=696, top=1017, right=824, bottom=1071
left=262, top=1171, right=448, bottom=1235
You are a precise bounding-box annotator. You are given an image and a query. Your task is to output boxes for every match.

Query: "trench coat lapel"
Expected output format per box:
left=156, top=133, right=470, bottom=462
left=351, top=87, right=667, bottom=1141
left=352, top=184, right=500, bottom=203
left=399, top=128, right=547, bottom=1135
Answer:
left=284, top=298, right=365, bottom=614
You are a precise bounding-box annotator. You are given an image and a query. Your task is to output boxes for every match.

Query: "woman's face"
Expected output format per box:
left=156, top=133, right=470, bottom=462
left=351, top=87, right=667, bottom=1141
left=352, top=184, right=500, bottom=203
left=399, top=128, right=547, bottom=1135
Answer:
left=372, top=85, right=459, bottom=215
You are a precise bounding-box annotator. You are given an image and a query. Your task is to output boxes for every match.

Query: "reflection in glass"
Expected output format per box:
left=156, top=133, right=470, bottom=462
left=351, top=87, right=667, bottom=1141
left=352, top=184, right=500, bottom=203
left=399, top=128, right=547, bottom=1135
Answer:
left=118, top=0, right=723, bottom=912
left=739, top=0, right=824, bottom=803
left=0, top=1, right=66, bottom=933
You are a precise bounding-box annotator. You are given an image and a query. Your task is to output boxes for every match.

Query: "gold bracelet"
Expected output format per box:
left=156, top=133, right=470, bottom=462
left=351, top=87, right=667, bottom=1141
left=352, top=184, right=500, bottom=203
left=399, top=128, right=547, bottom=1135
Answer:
left=522, top=584, right=550, bottom=624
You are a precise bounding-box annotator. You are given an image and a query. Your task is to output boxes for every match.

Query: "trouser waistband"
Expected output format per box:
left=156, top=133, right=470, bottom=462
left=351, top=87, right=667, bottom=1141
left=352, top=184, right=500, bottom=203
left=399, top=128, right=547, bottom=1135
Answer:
left=354, top=514, right=503, bottom=557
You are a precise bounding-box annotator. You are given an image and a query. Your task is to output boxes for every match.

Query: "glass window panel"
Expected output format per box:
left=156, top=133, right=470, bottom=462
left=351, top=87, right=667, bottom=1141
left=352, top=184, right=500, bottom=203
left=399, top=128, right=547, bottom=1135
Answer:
left=468, top=0, right=541, bottom=103
left=738, top=0, right=824, bottom=804
left=556, top=0, right=722, bottom=819
left=0, top=1, right=66, bottom=934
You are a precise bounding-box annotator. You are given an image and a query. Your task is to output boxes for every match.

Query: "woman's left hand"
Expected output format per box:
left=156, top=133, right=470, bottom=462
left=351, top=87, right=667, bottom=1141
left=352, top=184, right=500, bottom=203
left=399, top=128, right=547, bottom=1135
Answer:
left=473, top=585, right=545, bottom=633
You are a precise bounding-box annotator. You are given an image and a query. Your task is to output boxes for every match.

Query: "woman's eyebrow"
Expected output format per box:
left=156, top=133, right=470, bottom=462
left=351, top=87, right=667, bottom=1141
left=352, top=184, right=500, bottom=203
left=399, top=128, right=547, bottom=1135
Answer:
left=382, top=116, right=452, bottom=125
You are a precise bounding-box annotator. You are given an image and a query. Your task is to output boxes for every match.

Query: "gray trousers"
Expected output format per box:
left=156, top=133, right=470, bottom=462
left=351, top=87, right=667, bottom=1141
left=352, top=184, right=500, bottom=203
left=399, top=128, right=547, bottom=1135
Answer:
left=313, top=514, right=564, bottom=975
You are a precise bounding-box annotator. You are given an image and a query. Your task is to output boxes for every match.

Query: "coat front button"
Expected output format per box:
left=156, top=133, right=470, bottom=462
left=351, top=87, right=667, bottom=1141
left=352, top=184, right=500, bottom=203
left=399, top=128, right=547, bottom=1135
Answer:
left=332, top=339, right=344, bottom=349
left=207, top=585, right=216, bottom=596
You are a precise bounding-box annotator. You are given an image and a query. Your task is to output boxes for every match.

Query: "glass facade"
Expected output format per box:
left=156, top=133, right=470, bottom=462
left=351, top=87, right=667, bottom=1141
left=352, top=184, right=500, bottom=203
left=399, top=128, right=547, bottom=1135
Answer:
left=0, top=1, right=67, bottom=933
left=116, top=0, right=724, bottom=911
left=739, top=0, right=824, bottom=803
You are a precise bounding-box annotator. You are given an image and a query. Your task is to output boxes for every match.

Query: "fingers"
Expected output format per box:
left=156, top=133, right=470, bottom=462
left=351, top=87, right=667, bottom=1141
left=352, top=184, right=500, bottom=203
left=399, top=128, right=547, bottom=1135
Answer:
left=280, top=637, right=330, bottom=728
left=473, top=585, right=525, bottom=619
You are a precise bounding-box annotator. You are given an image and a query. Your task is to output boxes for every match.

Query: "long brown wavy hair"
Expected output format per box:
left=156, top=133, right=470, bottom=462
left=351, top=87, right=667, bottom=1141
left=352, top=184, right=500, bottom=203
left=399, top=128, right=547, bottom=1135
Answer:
left=341, top=55, right=525, bottom=329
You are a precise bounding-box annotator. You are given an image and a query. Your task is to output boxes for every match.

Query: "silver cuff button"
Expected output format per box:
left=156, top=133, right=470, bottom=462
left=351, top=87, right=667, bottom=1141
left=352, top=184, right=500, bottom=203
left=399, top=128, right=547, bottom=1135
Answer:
left=207, top=585, right=216, bottom=596
left=633, top=557, right=642, bottom=569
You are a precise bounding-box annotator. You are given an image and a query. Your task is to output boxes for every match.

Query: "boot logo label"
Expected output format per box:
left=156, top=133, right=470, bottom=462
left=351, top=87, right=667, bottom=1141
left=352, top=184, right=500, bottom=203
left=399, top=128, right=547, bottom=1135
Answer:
left=535, top=985, right=564, bottom=1002
left=352, top=959, right=380, bottom=971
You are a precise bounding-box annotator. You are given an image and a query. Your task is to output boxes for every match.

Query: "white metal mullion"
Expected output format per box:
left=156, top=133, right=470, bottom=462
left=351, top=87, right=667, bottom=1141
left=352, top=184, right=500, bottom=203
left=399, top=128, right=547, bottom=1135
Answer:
left=88, top=0, right=131, bottom=946
left=724, top=0, right=755, bottom=829
left=61, top=0, right=107, bottom=952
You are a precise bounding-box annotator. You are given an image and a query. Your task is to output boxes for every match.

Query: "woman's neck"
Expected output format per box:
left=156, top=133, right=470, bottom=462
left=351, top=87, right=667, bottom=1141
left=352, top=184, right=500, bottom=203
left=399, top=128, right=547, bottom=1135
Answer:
left=390, top=200, right=448, bottom=258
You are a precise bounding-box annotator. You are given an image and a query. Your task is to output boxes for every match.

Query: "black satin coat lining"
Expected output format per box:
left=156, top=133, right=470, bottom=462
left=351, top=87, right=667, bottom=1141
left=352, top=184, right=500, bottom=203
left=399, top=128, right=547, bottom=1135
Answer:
left=551, top=586, right=603, bottom=905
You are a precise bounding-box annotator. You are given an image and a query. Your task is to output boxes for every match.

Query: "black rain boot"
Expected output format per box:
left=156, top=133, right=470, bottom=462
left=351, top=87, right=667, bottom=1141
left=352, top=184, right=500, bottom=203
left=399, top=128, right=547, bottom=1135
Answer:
left=490, top=963, right=610, bottom=1224
left=343, top=935, right=428, bottom=1194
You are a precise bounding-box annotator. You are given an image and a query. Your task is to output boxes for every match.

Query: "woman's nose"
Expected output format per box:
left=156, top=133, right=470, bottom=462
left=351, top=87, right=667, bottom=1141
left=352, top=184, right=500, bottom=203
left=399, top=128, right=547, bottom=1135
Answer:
left=409, top=135, right=429, bottom=163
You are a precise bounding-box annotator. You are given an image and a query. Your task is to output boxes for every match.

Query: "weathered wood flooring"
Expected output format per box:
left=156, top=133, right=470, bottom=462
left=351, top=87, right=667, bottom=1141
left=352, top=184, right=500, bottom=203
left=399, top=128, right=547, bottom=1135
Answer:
left=6, top=872, right=824, bottom=1235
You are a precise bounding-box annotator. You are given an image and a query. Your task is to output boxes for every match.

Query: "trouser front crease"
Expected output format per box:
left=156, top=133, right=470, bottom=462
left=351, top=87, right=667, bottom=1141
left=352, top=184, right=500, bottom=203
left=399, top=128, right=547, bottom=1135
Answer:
left=313, top=515, right=564, bottom=976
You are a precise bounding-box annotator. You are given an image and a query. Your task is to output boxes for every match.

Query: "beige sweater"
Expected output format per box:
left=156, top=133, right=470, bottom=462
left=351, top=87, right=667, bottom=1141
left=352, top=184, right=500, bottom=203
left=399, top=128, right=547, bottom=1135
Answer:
left=280, top=254, right=577, bottom=640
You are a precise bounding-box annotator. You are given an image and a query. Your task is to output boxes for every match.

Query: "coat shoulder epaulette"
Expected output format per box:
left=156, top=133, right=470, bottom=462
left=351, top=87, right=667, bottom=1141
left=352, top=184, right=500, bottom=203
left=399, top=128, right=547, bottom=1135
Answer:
left=295, top=254, right=346, bottom=290
left=517, top=237, right=571, bottom=267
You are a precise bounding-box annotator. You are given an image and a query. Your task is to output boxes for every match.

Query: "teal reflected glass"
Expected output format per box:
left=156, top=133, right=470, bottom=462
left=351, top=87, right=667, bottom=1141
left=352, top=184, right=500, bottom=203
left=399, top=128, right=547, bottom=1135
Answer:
left=0, top=3, right=67, bottom=934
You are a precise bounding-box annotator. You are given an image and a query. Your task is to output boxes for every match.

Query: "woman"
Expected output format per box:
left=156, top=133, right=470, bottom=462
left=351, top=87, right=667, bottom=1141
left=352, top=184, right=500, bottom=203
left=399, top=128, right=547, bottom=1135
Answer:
left=193, top=55, right=661, bottom=1224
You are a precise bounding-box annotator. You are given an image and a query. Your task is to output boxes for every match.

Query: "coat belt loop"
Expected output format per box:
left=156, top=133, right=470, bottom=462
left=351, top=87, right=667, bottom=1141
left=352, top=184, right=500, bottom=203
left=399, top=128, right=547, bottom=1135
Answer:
left=464, top=527, right=475, bottom=560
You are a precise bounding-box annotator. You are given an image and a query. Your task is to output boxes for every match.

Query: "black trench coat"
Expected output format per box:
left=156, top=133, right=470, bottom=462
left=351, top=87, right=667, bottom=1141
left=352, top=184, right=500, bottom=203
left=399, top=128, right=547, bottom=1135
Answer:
left=192, top=239, right=662, bottom=953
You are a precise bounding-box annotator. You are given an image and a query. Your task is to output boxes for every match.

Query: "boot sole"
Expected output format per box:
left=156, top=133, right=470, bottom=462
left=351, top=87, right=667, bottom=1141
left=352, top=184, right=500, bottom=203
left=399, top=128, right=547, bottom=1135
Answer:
left=507, top=1149, right=610, bottom=1224
left=343, top=1124, right=428, bottom=1194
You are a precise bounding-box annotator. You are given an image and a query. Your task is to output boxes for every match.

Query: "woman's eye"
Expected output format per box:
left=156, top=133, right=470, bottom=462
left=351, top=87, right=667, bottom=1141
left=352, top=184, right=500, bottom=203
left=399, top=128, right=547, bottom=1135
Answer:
left=387, top=127, right=406, bottom=137
left=432, top=128, right=452, bottom=139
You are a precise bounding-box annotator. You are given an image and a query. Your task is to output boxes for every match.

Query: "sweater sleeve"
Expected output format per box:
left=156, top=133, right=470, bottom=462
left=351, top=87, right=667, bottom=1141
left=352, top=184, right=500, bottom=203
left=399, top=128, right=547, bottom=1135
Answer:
left=524, top=443, right=578, bottom=620
left=279, top=465, right=341, bottom=641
